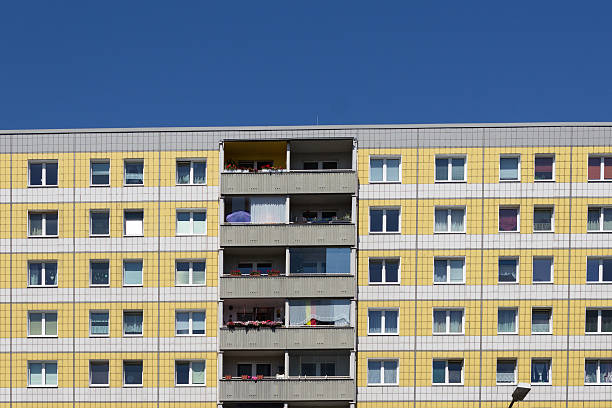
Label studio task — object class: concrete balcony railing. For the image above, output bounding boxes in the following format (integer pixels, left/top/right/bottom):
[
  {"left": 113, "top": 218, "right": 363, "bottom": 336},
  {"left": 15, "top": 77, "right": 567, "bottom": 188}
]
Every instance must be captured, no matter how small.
[
  {"left": 221, "top": 170, "right": 357, "bottom": 195},
  {"left": 219, "top": 378, "right": 355, "bottom": 402},
  {"left": 220, "top": 223, "right": 356, "bottom": 247},
  {"left": 220, "top": 275, "right": 355, "bottom": 298},
  {"left": 219, "top": 326, "right": 354, "bottom": 350}
]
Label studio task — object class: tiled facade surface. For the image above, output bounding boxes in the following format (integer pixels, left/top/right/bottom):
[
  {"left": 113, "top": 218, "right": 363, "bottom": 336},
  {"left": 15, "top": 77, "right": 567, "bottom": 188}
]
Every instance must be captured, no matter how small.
[{"left": 0, "top": 123, "right": 611, "bottom": 407}]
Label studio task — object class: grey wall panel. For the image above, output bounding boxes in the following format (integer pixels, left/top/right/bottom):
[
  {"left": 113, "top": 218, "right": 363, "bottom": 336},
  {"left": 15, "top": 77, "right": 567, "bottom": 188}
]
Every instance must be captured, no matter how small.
[
  {"left": 219, "top": 327, "right": 354, "bottom": 350},
  {"left": 221, "top": 224, "right": 355, "bottom": 246},
  {"left": 219, "top": 378, "right": 355, "bottom": 401},
  {"left": 220, "top": 275, "right": 355, "bottom": 298},
  {"left": 221, "top": 171, "right": 357, "bottom": 195}
]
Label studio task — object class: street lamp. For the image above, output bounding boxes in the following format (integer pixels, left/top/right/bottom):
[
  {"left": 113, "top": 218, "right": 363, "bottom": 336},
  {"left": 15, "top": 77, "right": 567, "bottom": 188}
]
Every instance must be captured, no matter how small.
[{"left": 508, "top": 383, "right": 531, "bottom": 407}]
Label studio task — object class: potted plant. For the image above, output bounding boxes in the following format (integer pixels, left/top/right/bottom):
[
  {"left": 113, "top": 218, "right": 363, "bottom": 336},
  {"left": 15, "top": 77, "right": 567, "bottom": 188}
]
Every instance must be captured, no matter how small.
[
  {"left": 241, "top": 375, "right": 250, "bottom": 380},
  {"left": 230, "top": 269, "right": 241, "bottom": 276},
  {"left": 268, "top": 269, "right": 280, "bottom": 277},
  {"left": 250, "top": 269, "right": 261, "bottom": 277},
  {"left": 224, "top": 375, "right": 232, "bottom": 380},
  {"left": 224, "top": 160, "right": 238, "bottom": 172},
  {"left": 256, "top": 374, "right": 264, "bottom": 380}
]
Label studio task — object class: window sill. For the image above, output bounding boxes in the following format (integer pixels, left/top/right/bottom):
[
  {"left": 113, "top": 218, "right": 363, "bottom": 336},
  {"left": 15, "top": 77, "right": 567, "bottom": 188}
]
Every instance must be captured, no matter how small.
[
  {"left": 89, "top": 334, "right": 110, "bottom": 338},
  {"left": 367, "top": 383, "right": 399, "bottom": 387},
  {"left": 532, "top": 281, "right": 554, "bottom": 284},
  {"left": 584, "top": 382, "right": 612, "bottom": 386},
  {"left": 496, "top": 382, "right": 517, "bottom": 386},
  {"left": 497, "top": 332, "right": 519, "bottom": 335},
  {"left": 533, "top": 180, "right": 555, "bottom": 183},
  {"left": 587, "top": 180, "right": 612, "bottom": 182},
  {"left": 176, "top": 183, "right": 207, "bottom": 186},
  {"left": 533, "top": 230, "right": 554, "bottom": 233},
  {"left": 123, "top": 285, "right": 143, "bottom": 288},
  {"left": 498, "top": 230, "right": 520, "bottom": 233},
  {"left": 123, "top": 384, "right": 143, "bottom": 388},
  {"left": 531, "top": 332, "right": 552, "bottom": 335},
  {"left": 123, "top": 184, "right": 145, "bottom": 187},
  {"left": 369, "top": 180, "right": 401, "bottom": 184},
  {"left": 531, "top": 382, "right": 552, "bottom": 386},
  {"left": 90, "top": 234, "right": 111, "bottom": 238},
  {"left": 585, "top": 332, "right": 612, "bottom": 335},
  {"left": 175, "top": 334, "right": 207, "bottom": 337},
  {"left": 368, "top": 282, "right": 401, "bottom": 285},
  {"left": 27, "top": 185, "right": 58, "bottom": 188},
  {"left": 586, "top": 281, "right": 612, "bottom": 284},
  {"left": 28, "top": 285, "right": 58, "bottom": 288},
  {"left": 432, "top": 383, "right": 464, "bottom": 386},
  {"left": 123, "top": 334, "right": 144, "bottom": 337},
  {"left": 176, "top": 234, "right": 208, "bottom": 237},
  {"left": 27, "top": 335, "right": 58, "bottom": 338},
  {"left": 28, "top": 385, "right": 58, "bottom": 388},
  {"left": 175, "top": 284, "right": 207, "bottom": 287},
  {"left": 89, "top": 184, "right": 110, "bottom": 188},
  {"left": 433, "top": 282, "right": 465, "bottom": 285},
  {"left": 434, "top": 231, "right": 466, "bottom": 234},
  {"left": 368, "top": 231, "right": 401, "bottom": 234},
  {"left": 499, "top": 179, "right": 520, "bottom": 183},
  {"left": 89, "top": 384, "right": 110, "bottom": 388},
  {"left": 497, "top": 281, "right": 519, "bottom": 285},
  {"left": 367, "top": 333, "right": 399, "bottom": 336},
  {"left": 587, "top": 231, "right": 612, "bottom": 233},
  {"left": 123, "top": 235, "right": 144, "bottom": 238},
  {"left": 432, "top": 333, "right": 465, "bottom": 336},
  {"left": 175, "top": 384, "right": 206, "bottom": 387},
  {"left": 434, "top": 180, "right": 466, "bottom": 183},
  {"left": 90, "top": 285, "right": 110, "bottom": 288},
  {"left": 28, "top": 236, "right": 59, "bottom": 239}
]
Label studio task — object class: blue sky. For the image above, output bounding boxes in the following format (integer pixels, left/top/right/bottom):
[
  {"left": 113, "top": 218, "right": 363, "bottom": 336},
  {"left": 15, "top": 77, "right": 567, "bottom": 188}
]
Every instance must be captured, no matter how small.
[{"left": 1, "top": 1, "right": 610, "bottom": 129}]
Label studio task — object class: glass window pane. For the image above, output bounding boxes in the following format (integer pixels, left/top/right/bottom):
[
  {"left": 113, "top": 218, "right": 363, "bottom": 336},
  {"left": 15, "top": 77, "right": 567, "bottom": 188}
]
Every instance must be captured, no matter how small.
[
  {"left": 498, "top": 309, "right": 516, "bottom": 333},
  {"left": 601, "top": 310, "right": 612, "bottom": 332},
  {"left": 588, "top": 208, "right": 601, "bottom": 231},
  {"left": 434, "top": 209, "right": 447, "bottom": 232},
  {"left": 532, "top": 310, "right": 551, "bottom": 332},
  {"left": 124, "top": 363, "right": 143, "bottom": 384},
  {"left": 385, "top": 260, "right": 399, "bottom": 282},
  {"left": 370, "top": 210, "right": 383, "bottom": 232},
  {"left": 125, "top": 162, "right": 144, "bottom": 184},
  {"left": 434, "top": 260, "right": 447, "bottom": 282},
  {"left": 29, "top": 263, "right": 42, "bottom": 286},
  {"left": 603, "top": 208, "right": 612, "bottom": 230},
  {"left": 449, "top": 260, "right": 464, "bottom": 282},
  {"left": 176, "top": 212, "right": 191, "bottom": 234},
  {"left": 383, "top": 361, "right": 397, "bottom": 383},
  {"left": 531, "top": 361, "right": 550, "bottom": 383},
  {"left": 176, "top": 262, "right": 190, "bottom": 285},
  {"left": 435, "top": 158, "right": 448, "bottom": 181},
  {"left": 450, "top": 209, "right": 464, "bottom": 232},
  {"left": 451, "top": 158, "right": 465, "bottom": 180},
  {"left": 45, "top": 362, "right": 57, "bottom": 385},
  {"left": 370, "top": 159, "right": 383, "bottom": 181},
  {"left": 45, "top": 263, "right": 57, "bottom": 286},
  {"left": 29, "top": 213, "right": 43, "bottom": 235},
  {"left": 585, "top": 310, "right": 599, "bottom": 332},
  {"left": 534, "top": 209, "right": 552, "bottom": 231},
  {"left": 175, "top": 312, "right": 190, "bottom": 335},
  {"left": 193, "top": 212, "right": 206, "bottom": 234},
  {"left": 499, "top": 208, "right": 518, "bottom": 232},
  {"left": 603, "top": 259, "right": 612, "bottom": 281},
  {"left": 600, "top": 361, "right": 612, "bottom": 383},
  {"left": 533, "top": 258, "right": 552, "bottom": 282},
  {"left": 386, "top": 159, "right": 400, "bottom": 181},
  {"left": 385, "top": 209, "right": 400, "bottom": 232},
  {"left": 91, "top": 312, "right": 109, "bottom": 335},
  {"left": 588, "top": 157, "right": 601, "bottom": 180},
  {"left": 497, "top": 361, "right": 515, "bottom": 383},
  {"left": 29, "top": 363, "right": 43, "bottom": 385},
  {"left": 432, "top": 361, "right": 446, "bottom": 383},
  {"left": 192, "top": 362, "right": 206, "bottom": 383},
  {"left": 176, "top": 162, "right": 190, "bottom": 184},
  {"left": 499, "top": 259, "right": 517, "bottom": 282},
  {"left": 369, "top": 260, "right": 383, "bottom": 282},
  {"left": 29, "top": 313, "right": 42, "bottom": 335},
  {"left": 45, "top": 313, "right": 57, "bottom": 335},
  {"left": 433, "top": 311, "right": 446, "bottom": 333},
  {"left": 585, "top": 360, "right": 598, "bottom": 383},
  {"left": 448, "top": 361, "right": 462, "bottom": 383},
  {"left": 193, "top": 162, "right": 206, "bottom": 184},
  {"left": 176, "top": 362, "right": 190, "bottom": 384},
  {"left": 500, "top": 157, "right": 519, "bottom": 180},
  {"left": 449, "top": 311, "right": 463, "bottom": 333},
  {"left": 192, "top": 262, "right": 206, "bottom": 284},
  {"left": 192, "top": 312, "right": 206, "bottom": 334},
  {"left": 125, "top": 212, "right": 143, "bottom": 236},
  {"left": 124, "top": 313, "right": 143, "bottom": 335},
  {"left": 535, "top": 157, "right": 553, "bottom": 180},
  {"left": 385, "top": 311, "right": 398, "bottom": 333},
  {"left": 368, "top": 311, "right": 382, "bottom": 333},
  {"left": 367, "top": 361, "right": 381, "bottom": 384},
  {"left": 91, "top": 212, "right": 109, "bottom": 235},
  {"left": 45, "top": 213, "right": 58, "bottom": 236},
  {"left": 124, "top": 261, "right": 143, "bottom": 285},
  {"left": 91, "top": 262, "right": 109, "bottom": 285},
  {"left": 91, "top": 362, "right": 109, "bottom": 385},
  {"left": 587, "top": 259, "right": 600, "bottom": 282},
  {"left": 45, "top": 163, "right": 58, "bottom": 185},
  {"left": 91, "top": 162, "right": 110, "bottom": 185},
  {"left": 29, "top": 163, "right": 43, "bottom": 185}
]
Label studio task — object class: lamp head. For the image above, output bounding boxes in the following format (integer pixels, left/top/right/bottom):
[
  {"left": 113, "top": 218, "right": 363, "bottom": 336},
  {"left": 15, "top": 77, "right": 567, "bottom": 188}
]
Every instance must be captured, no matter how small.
[{"left": 512, "top": 383, "right": 531, "bottom": 401}]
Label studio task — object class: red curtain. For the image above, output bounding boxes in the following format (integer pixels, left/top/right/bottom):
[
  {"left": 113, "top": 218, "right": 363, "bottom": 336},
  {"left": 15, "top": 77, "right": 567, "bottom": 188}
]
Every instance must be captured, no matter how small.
[
  {"left": 588, "top": 157, "right": 601, "bottom": 180},
  {"left": 499, "top": 208, "right": 518, "bottom": 231}
]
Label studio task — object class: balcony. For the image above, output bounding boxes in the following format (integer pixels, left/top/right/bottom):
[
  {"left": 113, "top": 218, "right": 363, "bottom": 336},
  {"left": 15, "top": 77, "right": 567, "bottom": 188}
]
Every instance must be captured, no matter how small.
[
  {"left": 221, "top": 170, "right": 357, "bottom": 195},
  {"left": 220, "top": 275, "right": 355, "bottom": 298},
  {"left": 220, "top": 326, "right": 354, "bottom": 350},
  {"left": 221, "top": 223, "right": 355, "bottom": 247},
  {"left": 219, "top": 378, "right": 354, "bottom": 402}
]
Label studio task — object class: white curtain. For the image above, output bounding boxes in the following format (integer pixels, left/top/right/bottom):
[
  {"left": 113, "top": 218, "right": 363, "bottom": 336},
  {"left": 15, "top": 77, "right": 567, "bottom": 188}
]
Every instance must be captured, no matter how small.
[
  {"left": 289, "top": 300, "right": 350, "bottom": 326},
  {"left": 250, "top": 197, "right": 286, "bottom": 223}
]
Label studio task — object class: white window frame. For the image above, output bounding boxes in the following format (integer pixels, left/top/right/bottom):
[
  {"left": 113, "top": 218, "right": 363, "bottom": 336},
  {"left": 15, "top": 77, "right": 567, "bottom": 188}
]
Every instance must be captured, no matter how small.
[
  {"left": 303, "top": 160, "right": 339, "bottom": 170},
  {"left": 123, "top": 259, "right": 143, "bottom": 287},
  {"left": 432, "top": 359, "right": 464, "bottom": 385},
  {"left": 90, "top": 210, "right": 110, "bottom": 237},
  {"left": 175, "top": 360, "right": 206, "bottom": 386},
  {"left": 27, "top": 261, "right": 58, "bottom": 287},
  {"left": 534, "top": 154, "right": 555, "bottom": 182},
  {"left": 28, "top": 311, "right": 58, "bottom": 337},
  {"left": 434, "top": 206, "right": 466, "bottom": 233},
  {"left": 435, "top": 155, "right": 466, "bottom": 182},
  {"left": 175, "top": 260, "right": 207, "bottom": 286},
  {"left": 530, "top": 358, "right": 552, "bottom": 385},
  {"left": 90, "top": 260, "right": 110, "bottom": 287},
  {"left": 499, "top": 155, "right": 521, "bottom": 182},
  {"left": 367, "top": 308, "right": 399, "bottom": 336},
  {"left": 433, "top": 257, "right": 465, "bottom": 284},
  {"left": 89, "top": 310, "right": 110, "bottom": 337},
  {"left": 90, "top": 159, "right": 110, "bottom": 186},
  {"left": 28, "top": 211, "right": 58, "bottom": 237},
  {"left": 27, "top": 361, "right": 58, "bottom": 387},
  {"left": 123, "top": 159, "right": 144, "bottom": 186},
  {"left": 533, "top": 206, "right": 554, "bottom": 233},
  {"left": 28, "top": 161, "right": 58, "bottom": 187},
  {"left": 585, "top": 359, "right": 612, "bottom": 385},
  {"left": 369, "top": 156, "right": 401, "bottom": 183},
  {"left": 89, "top": 360, "right": 110, "bottom": 387},
  {"left": 498, "top": 257, "right": 519, "bottom": 284},
  {"left": 497, "top": 308, "right": 519, "bottom": 335},
  {"left": 498, "top": 206, "right": 520, "bottom": 233},
  {"left": 496, "top": 359, "right": 518, "bottom": 385},
  {"left": 176, "top": 210, "right": 207, "bottom": 236},
  {"left": 532, "top": 257, "right": 554, "bottom": 284},
  {"left": 585, "top": 309, "right": 612, "bottom": 334},
  {"left": 367, "top": 359, "right": 399, "bottom": 386},
  {"left": 123, "top": 310, "right": 144, "bottom": 337},
  {"left": 368, "top": 258, "right": 400, "bottom": 285},
  {"left": 123, "top": 360, "right": 143, "bottom": 387},
  {"left": 369, "top": 207, "right": 401, "bottom": 234},
  {"left": 175, "top": 310, "right": 206, "bottom": 336},
  {"left": 587, "top": 258, "right": 612, "bottom": 283},
  {"left": 588, "top": 155, "right": 612, "bottom": 181},
  {"left": 587, "top": 207, "right": 612, "bottom": 232},
  {"left": 531, "top": 307, "right": 553, "bottom": 335},
  {"left": 176, "top": 159, "right": 207, "bottom": 185},
  {"left": 432, "top": 309, "right": 464, "bottom": 335},
  {"left": 123, "top": 210, "right": 144, "bottom": 237}
]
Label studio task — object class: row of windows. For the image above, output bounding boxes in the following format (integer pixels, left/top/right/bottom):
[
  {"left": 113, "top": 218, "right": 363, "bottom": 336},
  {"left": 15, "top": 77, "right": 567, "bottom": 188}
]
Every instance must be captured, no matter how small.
[
  {"left": 27, "top": 310, "right": 205, "bottom": 337},
  {"left": 370, "top": 155, "right": 612, "bottom": 183},
  {"left": 27, "top": 159, "right": 207, "bottom": 187},
  {"left": 369, "top": 206, "right": 612, "bottom": 233},
  {"left": 368, "top": 358, "right": 612, "bottom": 385},
  {"left": 369, "top": 257, "right": 612, "bottom": 284},
  {"left": 367, "top": 307, "right": 612, "bottom": 335},
  {"left": 27, "top": 360, "right": 205, "bottom": 387}
]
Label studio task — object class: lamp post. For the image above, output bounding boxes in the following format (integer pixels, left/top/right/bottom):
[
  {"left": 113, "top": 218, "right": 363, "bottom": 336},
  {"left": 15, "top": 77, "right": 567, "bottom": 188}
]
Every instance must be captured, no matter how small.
[{"left": 508, "top": 383, "right": 531, "bottom": 407}]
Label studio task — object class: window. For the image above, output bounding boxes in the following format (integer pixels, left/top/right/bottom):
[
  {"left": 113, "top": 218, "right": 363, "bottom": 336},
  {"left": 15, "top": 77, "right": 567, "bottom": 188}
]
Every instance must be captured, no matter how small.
[
  {"left": 289, "top": 299, "right": 351, "bottom": 326},
  {"left": 369, "top": 208, "right": 400, "bottom": 233},
  {"left": 500, "top": 156, "right": 520, "bottom": 181},
  {"left": 175, "top": 260, "right": 206, "bottom": 285},
  {"left": 28, "top": 261, "right": 57, "bottom": 287},
  {"left": 435, "top": 156, "right": 466, "bottom": 182},
  {"left": 587, "top": 258, "right": 612, "bottom": 283},
  {"left": 123, "top": 311, "right": 143, "bottom": 336},
  {"left": 498, "top": 258, "right": 518, "bottom": 283},
  {"left": 176, "top": 210, "right": 207, "bottom": 235},
  {"left": 90, "top": 261, "right": 110, "bottom": 286},
  {"left": 367, "top": 360, "right": 398, "bottom": 385},
  {"left": 176, "top": 361, "right": 206, "bottom": 386},
  {"left": 90, "top": 210, "right": 110, "bottom": 236},
  {"left": 28, "top": 311, "right": 57, "bottom": 337},
  {"left": 236, "top": 363, "right": 272, "bottom": 377},
  {"left": 28, "top": 361, "right": 57, "bottom": 387},
  {"left": 499, "top": 207, "right": 519, "bottom": 232},
  {"left": 90, "top": 160, "right": 110, "bottom": 186},
  {"left": 533, "top": 257, "right": 553, "bottom": 283},
  {"left": 236, "top": 262, "right": 273, "bottom": 275},
  {"left": 587, "top": 207, "right": 612, "bottom": 232},
  {"left": 124, "top": 210, "right": 144, "bottom": 236},
  {"left": 123, "top": 361, "right": 143, "bottom": 386},
  {"left": 531, "top": 359, "right": 551, "bottom": 384},
  {"left": 498, "top": 308, "right": 518, "bottom": 334},
  {"left": 303, "top": 161, "right": 338, "bottom": 170},
  {"left": 300, "top": 362, "right": 335, "bottom": 376},
  {"left": 289, "top": 247, "right": 351, "bottom": 275},
  {"left": 585, "top": 360, "right": 612, "bottom": 384},
  {"left": 368, "top": 259, "right": 400, "bottom": 284},
  {"left": 497, "top": 359, "right": 517, "bottom": 384},
  {"left": 588, "top": 156, "right": 612, "bottom": 181},
  {"left": 124, "top": 160, "right": 144, "bottom": 185},
  {"left": 29, "top": 161, "right": 58, "bottom": 187},
  {"left": 533, "top": 207, "right": 554, "bottom": 232},
  {"left": 434, "top": 207, "right": 465, "bottom": 233},
  {"left": 532, "top": 308, "right": 552, "bottom": 334},
  {"left": 176, "top": 160, "right": 206, "bottom": 185},
  {"left": 433, "top": 258, "right": 464, "bottom": 284},
  {"left": 28, "top": 211, "right": 58, "bottom": 237},
  {"left": 368, "top": 309, "right": 399, "bottom": 335},
  {"left": 89, "top": 361, "right": 109, "bottom": 387},
  {"left": 370, "top": 157, "right": 400, "bottom": 182},
  {"left": 90, "top": 311, "right": 109, "bottom": 337},
  {"left": 534, "top": 155, "right": 554, "bottom": 181},
  {"left": 433, "top": 309, "right": 464, "bottom": 334},
  {"left": 432, "top": 360, "right": 463, "bottom": 384},
  {"left": 176, "top": 311, "right": 206, "bottom": 336},
  {"left": 585, "top": 309, "right": 612, "bottom": 333},
  {"left": 123, "top": 260, "right": 143, "bottom": 286}
]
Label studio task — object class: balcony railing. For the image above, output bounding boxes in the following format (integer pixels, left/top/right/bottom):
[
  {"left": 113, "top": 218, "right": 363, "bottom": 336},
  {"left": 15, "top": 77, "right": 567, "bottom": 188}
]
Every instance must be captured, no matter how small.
[
  {"left": 220, "top": 326, "right": 354, "bottom": 350},
  {"left": 220, "top": 274, "right": 355, "bottom": 298},
  {"left": 219, "top": 377, "right": 355, "bottom": 402},
  {"left": 221, "top": 170, "right": 357, "bottom": 195},
  {"left": 220, "top": 223, "right": 355, "bottom": 246}
]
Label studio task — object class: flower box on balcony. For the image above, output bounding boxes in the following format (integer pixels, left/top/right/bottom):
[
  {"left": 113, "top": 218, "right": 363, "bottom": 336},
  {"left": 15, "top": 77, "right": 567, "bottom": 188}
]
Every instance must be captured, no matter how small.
[
  {"left": 224, "top": 375, "right": 232, "bottom": 380},
  {"left": 241, "top": 375, "right": 249, "bottom": 380},
  {"left": 268, "top": 269, "right": 280, "bottom": 277},
  {"left": 256, "top": 374, "right": 264, "bottom": 380},
  {"left": 249, "top": 270, "right": 261, "bottom": 277},
  {"left": 230, "top": 270, "right": 241, "bottom": 276}
]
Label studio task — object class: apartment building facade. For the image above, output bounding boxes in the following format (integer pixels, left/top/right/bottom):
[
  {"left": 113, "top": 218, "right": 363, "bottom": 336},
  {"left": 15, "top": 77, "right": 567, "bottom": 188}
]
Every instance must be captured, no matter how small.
[{"left": 0, "top": 123, "right": 611, "bottom": 408}]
